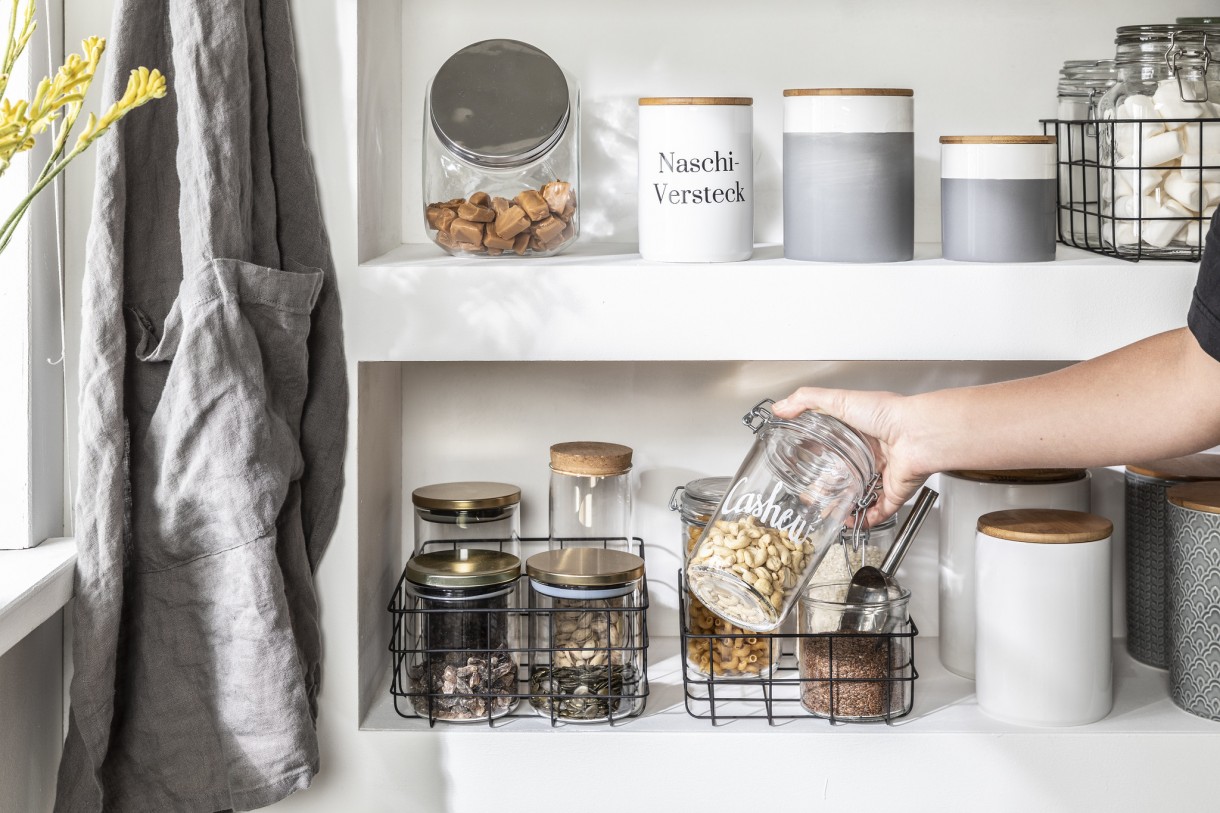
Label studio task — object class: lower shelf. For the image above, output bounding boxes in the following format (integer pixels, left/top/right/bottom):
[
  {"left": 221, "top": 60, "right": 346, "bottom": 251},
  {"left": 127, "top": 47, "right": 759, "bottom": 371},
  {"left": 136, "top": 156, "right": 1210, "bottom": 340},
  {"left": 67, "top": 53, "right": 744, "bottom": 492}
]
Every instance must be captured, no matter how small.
[{"left": 360, "top": 634, "right": 1217, "bottom": 735}]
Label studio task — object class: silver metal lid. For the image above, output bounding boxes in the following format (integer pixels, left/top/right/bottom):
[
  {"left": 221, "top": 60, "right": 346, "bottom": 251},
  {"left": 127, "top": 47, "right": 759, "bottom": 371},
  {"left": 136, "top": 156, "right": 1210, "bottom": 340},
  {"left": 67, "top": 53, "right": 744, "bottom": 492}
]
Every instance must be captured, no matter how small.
[{"left": 430, "top": 39, "right": 570, "bottom": 169}]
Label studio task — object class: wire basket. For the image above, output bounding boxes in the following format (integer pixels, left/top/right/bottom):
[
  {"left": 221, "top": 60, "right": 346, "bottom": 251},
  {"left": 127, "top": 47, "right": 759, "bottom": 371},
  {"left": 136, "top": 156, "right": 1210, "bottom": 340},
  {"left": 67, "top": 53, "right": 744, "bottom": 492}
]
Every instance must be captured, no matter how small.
[
  {"left": 388, "top": 537, "right": 650, "bottom": 727},
  {"left": 1044, "top": 117, "right": 1215, "bottom": 261},
  {"left": 679, "top": 572, "right": 917, "bottom": 724}
]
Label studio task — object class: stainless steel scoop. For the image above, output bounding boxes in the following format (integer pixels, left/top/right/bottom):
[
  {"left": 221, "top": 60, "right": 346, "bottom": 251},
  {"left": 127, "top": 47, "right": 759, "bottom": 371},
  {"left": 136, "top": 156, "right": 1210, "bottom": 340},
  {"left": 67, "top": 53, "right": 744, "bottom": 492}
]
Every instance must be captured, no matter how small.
[{"left": 839, "top": 486, "right": 938, "bottom": 632}]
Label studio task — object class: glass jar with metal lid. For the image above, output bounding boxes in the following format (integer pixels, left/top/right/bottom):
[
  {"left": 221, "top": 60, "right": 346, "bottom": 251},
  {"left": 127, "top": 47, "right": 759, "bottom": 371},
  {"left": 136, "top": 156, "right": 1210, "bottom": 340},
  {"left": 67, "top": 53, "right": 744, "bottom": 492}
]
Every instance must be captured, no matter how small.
[
  {"left": 1097, "top": 25, "right": 1219, "bottom": 258},
  {"left": 411, "top": 481, "right": 521, "bottom": 559},
  {"left": 526, "top": 548, "right": 647, "bottom": 721},
  {"left": 1056, "top": 60, "right": 1117, "bottom": 248},
  {"left": 685, "top": 399, "right": 879, "bottom": 632},
  {"left": 548, "top": 441, "right": 633, "bottom": 551},
  {"left": 672, "top": 476, "right": 782, "bottom": 677},
  {"left": 1124, "top": 454, "right": 1220, "bottom": 668},
  {"left": 808, "top": 515, "right": 897, "bottom": 590},
  {"left": 423, "top": 39, "right": 578, "bottom": 258},
  {"left": 404, "top": 549, "right": 522, "bottom": 722}
]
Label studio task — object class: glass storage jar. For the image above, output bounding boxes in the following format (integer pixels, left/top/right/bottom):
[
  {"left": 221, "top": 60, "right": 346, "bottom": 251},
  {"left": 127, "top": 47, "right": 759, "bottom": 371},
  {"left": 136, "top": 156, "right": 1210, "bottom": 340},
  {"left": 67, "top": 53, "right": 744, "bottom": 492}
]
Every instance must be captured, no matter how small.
[
  {"left": 1055, "top": 61, "right": 1117, "bottom": 248},
  {"left": 423, "top": 39, "right": 579, "bottom": 258},
  {"left": 526, "top": 548, "right": 647, "bottom": 722},
  {"left": 404, "top": 549, "right": 521, "bottom": 723},
  {"left": 673, "top": 476, "right": 782, "bottom": 677},
  {"left": 685, "top": 399, "right": 879, "bottom": 632},
  {"left": 549, "top": 441, "right": 633, "bottom": 550},
  {"left": 798, "top": 581, "right": 914, "bottom": 721},
  {"left": 1098, "top": 25, "right": 1220, "bottom": 258},
  {"left": 411, "top": 481, "right": 521, "bottom": 560},
  {"left": 808, "top": 516, "right": 896, "bottom": 589}
]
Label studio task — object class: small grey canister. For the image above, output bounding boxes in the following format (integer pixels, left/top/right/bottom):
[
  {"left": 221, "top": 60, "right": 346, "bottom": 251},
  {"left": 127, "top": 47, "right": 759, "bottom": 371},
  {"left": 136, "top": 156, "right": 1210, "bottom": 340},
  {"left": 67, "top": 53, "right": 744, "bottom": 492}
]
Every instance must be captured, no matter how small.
[
  {"left": 1166, "top": 481, "right": 1220, "bottom": 720},
  {"left": 1125, "top": 454, "right": 1220, "bottom": 668},
  {"left": 940, "top": 135, "right": 1057, "bottom": 262}
]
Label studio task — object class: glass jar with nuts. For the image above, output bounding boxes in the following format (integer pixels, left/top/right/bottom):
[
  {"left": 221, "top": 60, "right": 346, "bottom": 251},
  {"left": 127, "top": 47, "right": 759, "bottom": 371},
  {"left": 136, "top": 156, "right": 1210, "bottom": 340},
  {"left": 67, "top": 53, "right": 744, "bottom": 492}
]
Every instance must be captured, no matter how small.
[
  {"left": 685, "top": 399, "right": 879, "bottom": 632},
  {"left": 526, "top": 548, "right": 647, "bottom": 722},
  {"left": 424, "top": 39, "right": 579, "bottom": 258},
  {"left": 672, "top": 476, "right": 782, "bottom": 677}
]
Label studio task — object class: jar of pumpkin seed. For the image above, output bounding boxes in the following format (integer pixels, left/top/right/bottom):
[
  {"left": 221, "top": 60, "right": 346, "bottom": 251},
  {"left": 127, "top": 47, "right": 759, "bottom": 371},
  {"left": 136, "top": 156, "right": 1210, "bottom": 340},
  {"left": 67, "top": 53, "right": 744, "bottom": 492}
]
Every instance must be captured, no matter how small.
[
  {"left": 526, "top": 548, "right": 647, "bottom": 722},
  {"left": 672, "top": 477, "right": 781, "bottom": 677}
]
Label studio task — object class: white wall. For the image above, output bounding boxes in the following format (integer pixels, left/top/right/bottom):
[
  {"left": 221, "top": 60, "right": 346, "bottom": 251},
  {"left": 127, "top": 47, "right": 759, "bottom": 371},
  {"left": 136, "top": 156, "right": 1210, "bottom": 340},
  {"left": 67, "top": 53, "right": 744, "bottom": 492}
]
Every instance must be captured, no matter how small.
[{"left": 0, "top": 612, "right": 62, "bottom": 813}]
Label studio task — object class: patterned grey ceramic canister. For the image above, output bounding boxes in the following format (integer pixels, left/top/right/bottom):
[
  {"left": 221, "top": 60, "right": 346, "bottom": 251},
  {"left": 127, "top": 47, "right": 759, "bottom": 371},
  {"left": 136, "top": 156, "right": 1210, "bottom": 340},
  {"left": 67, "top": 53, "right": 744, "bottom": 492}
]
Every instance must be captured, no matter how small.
[
  {"left": 1125, "top": 455, "right": 1220, "bottom": 668},
  {"left": 1167, "top": 481, "right": 1220, "bottom": 720}
]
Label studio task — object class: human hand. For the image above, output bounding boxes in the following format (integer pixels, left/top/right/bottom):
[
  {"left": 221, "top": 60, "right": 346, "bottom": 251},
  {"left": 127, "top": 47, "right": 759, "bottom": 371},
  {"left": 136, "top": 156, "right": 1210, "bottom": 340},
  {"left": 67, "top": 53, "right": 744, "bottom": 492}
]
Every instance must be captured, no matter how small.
[{"left": 772, "top": 387, "right": 928, "bottom": 524}]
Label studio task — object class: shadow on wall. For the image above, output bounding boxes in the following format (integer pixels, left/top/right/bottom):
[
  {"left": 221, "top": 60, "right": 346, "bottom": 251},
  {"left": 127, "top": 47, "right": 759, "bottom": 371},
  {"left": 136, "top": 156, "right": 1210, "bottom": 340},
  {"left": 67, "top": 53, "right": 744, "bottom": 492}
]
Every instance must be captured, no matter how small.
[{"left": 581, "top": 95, "right": 639, "bottom": 242}]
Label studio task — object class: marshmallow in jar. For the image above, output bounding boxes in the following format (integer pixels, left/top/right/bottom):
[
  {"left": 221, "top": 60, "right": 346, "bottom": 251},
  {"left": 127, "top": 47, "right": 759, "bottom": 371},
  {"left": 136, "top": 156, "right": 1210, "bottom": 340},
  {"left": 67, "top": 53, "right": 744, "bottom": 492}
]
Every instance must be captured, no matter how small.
[
  {"left": 940, "top": 136, "right": 1057, "bottom": 262},
  {"left": 1166, "top": 482, "right": 1220, "bottom": 720},
  {"left": 1055, "top": 60, "right": 1117, "bottom": 249},
  {"left": 975, "top": 509, "right": 1113, "bottom": 727},
  {"left": 1099, "top": 25, "right": 1220, "bottom": 257},
  {"left": 637, "top": 97, "right": 753, "bottom": 262},
  {"left": 939, "top": 469, "right": 1090, "bottom": 680},
  {"left": 783, "top": 89, "right": 914, "bottom": 262}
]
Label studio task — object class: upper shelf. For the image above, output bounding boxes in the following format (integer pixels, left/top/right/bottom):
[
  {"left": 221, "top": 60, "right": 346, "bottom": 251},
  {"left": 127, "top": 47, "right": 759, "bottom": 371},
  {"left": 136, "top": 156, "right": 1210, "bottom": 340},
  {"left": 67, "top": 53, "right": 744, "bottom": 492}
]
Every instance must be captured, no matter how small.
[{"left": 347, "top": 243, "right": 1197, "bottom": 363}]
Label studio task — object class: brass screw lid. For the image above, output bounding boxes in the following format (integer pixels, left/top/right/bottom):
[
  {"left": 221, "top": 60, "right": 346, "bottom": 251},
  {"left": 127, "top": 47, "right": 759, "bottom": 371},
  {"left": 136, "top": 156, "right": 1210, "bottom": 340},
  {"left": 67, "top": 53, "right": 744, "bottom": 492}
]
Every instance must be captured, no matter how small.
[
  {"left": 549, "top": 442, "right": 633, "bottom": 476},
  {"left": 977, "top": 508, "right": 1112, "bottom": 544},
  {"left": 1167, "top": 482, "right": 1220, "bottom": 515},
  {"left": 939, "top": 135, "right": 1056, "bottom": 145},
  {"left": 526, "top": 548, "right": 645, "bottom": 588},
  {"left": 1126, "top": 454, "right": 1220, "bottom": 483},
  {"left": 638, "top": 97, "right": 752, "bottom": 106},
  {"left": 411, "top": 482, "right": 521, "bottom": 511},
  {"left": 783, "top": 88, "right": 913, "bottom": 97},
  {"left": 945, "top": 469, "right": 1087, "bottom": 484},
  {"left": 406, "top": 549, "right": 521, "bottom": 588}
]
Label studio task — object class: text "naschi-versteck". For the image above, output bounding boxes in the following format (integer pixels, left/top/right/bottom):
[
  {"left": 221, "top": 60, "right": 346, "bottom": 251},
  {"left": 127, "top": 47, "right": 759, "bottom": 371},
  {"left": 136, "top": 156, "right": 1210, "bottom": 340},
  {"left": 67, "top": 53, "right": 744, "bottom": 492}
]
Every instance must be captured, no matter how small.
[{"left": 653, "top": 151, "right": 746, "bottom": 205}]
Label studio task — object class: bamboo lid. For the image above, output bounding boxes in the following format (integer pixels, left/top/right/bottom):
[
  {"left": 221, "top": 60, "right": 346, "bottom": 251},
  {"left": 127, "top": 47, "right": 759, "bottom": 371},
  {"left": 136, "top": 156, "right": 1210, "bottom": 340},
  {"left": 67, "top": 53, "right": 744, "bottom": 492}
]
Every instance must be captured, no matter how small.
[
  {"left": 939, "top": 135, "right": 1056, "bottom": 145},
  {"left": 1167, "top": 482, "right": 1220, "bottom": 515},
  {"left": 638, "top": 97, "right": 752, "bottom": 106},
  {"left": 945, "top": 468, "right": 1087, "bottom": 484},
  {"left": 1126, "top": 454, "right": 1220, "bottom": 482},
  {"left": 784, "top": 88, "right": 913, "bottom": 96},
  {"left": 526, "top": 548, "right": 645, "bottom": 588},
  {"left": 977, "top": 509, "right": 1112, "bottom": 544},
  {"left": 549, "top": 441, "right": 633, "bottom": 476},
  {"left": 411, "top": 481, "right": 521, "bottom": 511}
]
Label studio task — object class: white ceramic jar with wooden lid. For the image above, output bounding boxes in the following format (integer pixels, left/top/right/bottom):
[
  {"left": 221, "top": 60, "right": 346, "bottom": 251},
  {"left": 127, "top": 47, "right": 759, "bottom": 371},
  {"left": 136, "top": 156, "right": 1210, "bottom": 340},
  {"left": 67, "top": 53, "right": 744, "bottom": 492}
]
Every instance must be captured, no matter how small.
[
  {"left": 975, "top": 509, "right": 1113, "bottom": 727},
  {"left": 637, "top": 97, "right": 753, "bottom": 262}
]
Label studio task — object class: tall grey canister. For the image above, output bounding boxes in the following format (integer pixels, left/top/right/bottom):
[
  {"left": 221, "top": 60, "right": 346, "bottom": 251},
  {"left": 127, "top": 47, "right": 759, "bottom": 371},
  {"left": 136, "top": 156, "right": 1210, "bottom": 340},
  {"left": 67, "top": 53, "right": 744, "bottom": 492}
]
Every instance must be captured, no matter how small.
[
  {"left": 1125, "top": 454, "right": 1220, "bottom": 668},
  {"left": 1166, "top": 481, "right": 1220, "bottom": 720},
  {"left": 782, "top": 88, "right": 913, "bottom": 263},
  {"left": 940, "top": 135, "right": 1057, "bottom": 262}
]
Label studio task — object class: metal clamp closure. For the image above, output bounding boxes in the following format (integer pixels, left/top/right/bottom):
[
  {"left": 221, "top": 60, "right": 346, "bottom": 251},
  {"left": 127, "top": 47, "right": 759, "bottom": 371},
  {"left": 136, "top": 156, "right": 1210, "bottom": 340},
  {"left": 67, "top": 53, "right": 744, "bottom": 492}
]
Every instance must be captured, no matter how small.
[
  {"left": 668, "top": 485, "right": 685, "bottom": 512},
  {"left": 742, "top": 398, "right": 775, "bottom": 434},
  {"left": 1168, "top": 29, "right": 1213, "bottom": 103},
  {"left": 847, "top": 472, "right": 883, "bottom": 550}
]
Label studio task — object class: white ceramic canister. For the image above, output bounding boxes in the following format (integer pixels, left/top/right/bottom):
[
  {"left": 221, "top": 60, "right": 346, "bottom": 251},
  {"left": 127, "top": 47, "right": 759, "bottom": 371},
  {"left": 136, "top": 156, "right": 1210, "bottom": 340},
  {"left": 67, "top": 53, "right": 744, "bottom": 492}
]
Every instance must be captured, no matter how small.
[
  {"left": 975, "top": 509, "right": 1113, "bottom": 727},
  {"left": 637, "top": 97, "right": 753, "bottom": 262},
  {"left": 940, "top": 136, "right": 1058, "bottom": 262},
  {"left": 940, "top": 469, "right": 1090, "bottom": 679},
  {"left": 783, "top": 88, "right": 913, "bottom": 263}
]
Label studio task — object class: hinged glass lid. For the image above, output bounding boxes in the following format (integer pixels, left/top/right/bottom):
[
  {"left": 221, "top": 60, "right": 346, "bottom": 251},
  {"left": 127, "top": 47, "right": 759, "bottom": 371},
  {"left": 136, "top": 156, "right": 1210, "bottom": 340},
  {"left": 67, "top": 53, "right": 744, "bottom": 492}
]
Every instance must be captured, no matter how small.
[{"left": 430, "top": 39, "right": 570, "bottom": 168}]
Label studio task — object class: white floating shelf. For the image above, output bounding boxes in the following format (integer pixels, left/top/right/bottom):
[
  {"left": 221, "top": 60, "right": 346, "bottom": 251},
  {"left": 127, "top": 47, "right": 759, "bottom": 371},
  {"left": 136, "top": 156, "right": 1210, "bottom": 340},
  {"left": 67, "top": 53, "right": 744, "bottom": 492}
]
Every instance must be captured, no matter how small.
[
  {"left": 348, "top": 243, "right": 1198, "bottom": 363},
  {"left": 0, "top": 537, "right": 75, "bottom": 657}
]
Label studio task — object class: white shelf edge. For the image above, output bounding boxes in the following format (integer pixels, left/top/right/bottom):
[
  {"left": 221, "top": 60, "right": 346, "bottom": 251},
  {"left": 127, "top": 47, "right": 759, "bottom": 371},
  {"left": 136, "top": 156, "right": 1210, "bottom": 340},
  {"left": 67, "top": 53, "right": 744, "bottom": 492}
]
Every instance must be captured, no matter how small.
[
  {"left": 0, "top": 537, "right": 76, "bottom": 658},
  {"left": 360, "top": 635, "right": 1216, "bottom": 736},
  {"left": 344, "top": 242, "right": 1199, "bottom": 363}
]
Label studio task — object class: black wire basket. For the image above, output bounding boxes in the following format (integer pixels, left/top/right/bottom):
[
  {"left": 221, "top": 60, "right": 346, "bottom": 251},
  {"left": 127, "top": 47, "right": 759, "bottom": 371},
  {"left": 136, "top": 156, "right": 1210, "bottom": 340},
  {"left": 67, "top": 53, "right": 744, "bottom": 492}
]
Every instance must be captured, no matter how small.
[
  {"left": 388, "top": 537, "right": 650, "bottom": 727},
  {"left": 1043, "top": 117, "right": 1215, "bottom": 261},
  {"left": 679, "top": 572, "right": 917, "bottom": 725}
]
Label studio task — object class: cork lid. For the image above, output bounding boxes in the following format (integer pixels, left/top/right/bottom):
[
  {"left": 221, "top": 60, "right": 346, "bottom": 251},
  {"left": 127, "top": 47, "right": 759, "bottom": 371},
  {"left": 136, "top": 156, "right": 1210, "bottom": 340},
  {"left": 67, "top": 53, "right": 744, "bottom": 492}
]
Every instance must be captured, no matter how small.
[
  {"left": 1126, "top": 454, "right": 1220, "bottom": 483},
  {"left": 549, "top": 442, "right": 633, "bottom": 476},
  {"left": 945, "top": 468, "right": 1088, "bottom": 484},
  {"left": 1167, "top": 482, "right": 1220, "bottom": 515},
  {"left": 939, "top": 135, "right": 1056, "bottom": 145},
  {"left": 526, "top": 548, "right": 645, "bottom": 588},
  {"left": 406, "top": 549, "right": 521, "bottom": 589},
  {"left": 977, "top": 508, "right": 1112, "bottom": 544},
  {"left": 411, "top": 482, "right": 521, "bottom": 511},
  {"left": 784, "top": 88, "right": 913, "bottom": 96},
  {"left": 638, "top": 97, "right": 752, "bottom": 106}
]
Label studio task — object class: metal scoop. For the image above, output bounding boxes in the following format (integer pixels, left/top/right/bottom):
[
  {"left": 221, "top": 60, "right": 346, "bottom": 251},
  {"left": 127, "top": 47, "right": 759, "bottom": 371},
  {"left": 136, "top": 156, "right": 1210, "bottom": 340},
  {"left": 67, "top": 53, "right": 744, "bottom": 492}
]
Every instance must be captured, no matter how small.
[{"left": 839, "top": 486, "right": 938, "bottom": 632}]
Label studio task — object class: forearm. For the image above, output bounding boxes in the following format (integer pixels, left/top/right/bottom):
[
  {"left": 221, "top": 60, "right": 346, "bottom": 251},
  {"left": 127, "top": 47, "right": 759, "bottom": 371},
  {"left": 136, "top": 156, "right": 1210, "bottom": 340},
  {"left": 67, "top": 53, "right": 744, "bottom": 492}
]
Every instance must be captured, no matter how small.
[{"left": 905, "top": 327, "right": 1220, "bottom": 476}]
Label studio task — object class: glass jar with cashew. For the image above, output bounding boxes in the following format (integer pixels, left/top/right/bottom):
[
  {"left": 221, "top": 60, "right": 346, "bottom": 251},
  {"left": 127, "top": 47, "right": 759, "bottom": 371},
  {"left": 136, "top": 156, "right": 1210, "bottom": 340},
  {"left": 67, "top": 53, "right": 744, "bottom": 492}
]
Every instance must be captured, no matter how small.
[
  {"left": 673, "top": 477, "right": 781, "bottom": 677},
  {"left": 684, "top": 400, "right": 878, "bottom": 632}
]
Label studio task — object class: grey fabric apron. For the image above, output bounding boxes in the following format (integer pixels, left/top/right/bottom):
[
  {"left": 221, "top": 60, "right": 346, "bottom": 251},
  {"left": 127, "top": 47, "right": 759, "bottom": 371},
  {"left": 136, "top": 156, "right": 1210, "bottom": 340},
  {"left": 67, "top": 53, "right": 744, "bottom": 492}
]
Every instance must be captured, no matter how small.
[{"left": 56, "top": 1, "right": 348, "bottom": 810}]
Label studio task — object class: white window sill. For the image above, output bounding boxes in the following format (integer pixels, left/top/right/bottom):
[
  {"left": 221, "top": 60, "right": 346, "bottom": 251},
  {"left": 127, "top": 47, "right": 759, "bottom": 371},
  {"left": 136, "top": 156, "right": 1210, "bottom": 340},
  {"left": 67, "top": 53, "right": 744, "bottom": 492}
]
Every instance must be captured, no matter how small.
[{"left": 0, "top": 537, "right": 75, "bottom": 657}]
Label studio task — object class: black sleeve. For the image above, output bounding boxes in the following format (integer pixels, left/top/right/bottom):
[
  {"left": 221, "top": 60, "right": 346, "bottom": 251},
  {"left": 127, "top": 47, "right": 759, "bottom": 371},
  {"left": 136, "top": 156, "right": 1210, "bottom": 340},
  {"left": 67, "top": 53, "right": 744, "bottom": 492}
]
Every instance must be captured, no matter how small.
[{"left": 1188, "top": 209, "right": 1220, "bottom": 362}]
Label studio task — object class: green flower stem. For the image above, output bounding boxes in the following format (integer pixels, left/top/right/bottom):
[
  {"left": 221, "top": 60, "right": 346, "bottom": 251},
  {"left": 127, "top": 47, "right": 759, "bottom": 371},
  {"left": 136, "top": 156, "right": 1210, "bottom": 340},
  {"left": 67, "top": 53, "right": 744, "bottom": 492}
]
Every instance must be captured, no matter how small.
[{"left": 0, "top": 139, "right": 84, "bottom": 254}]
